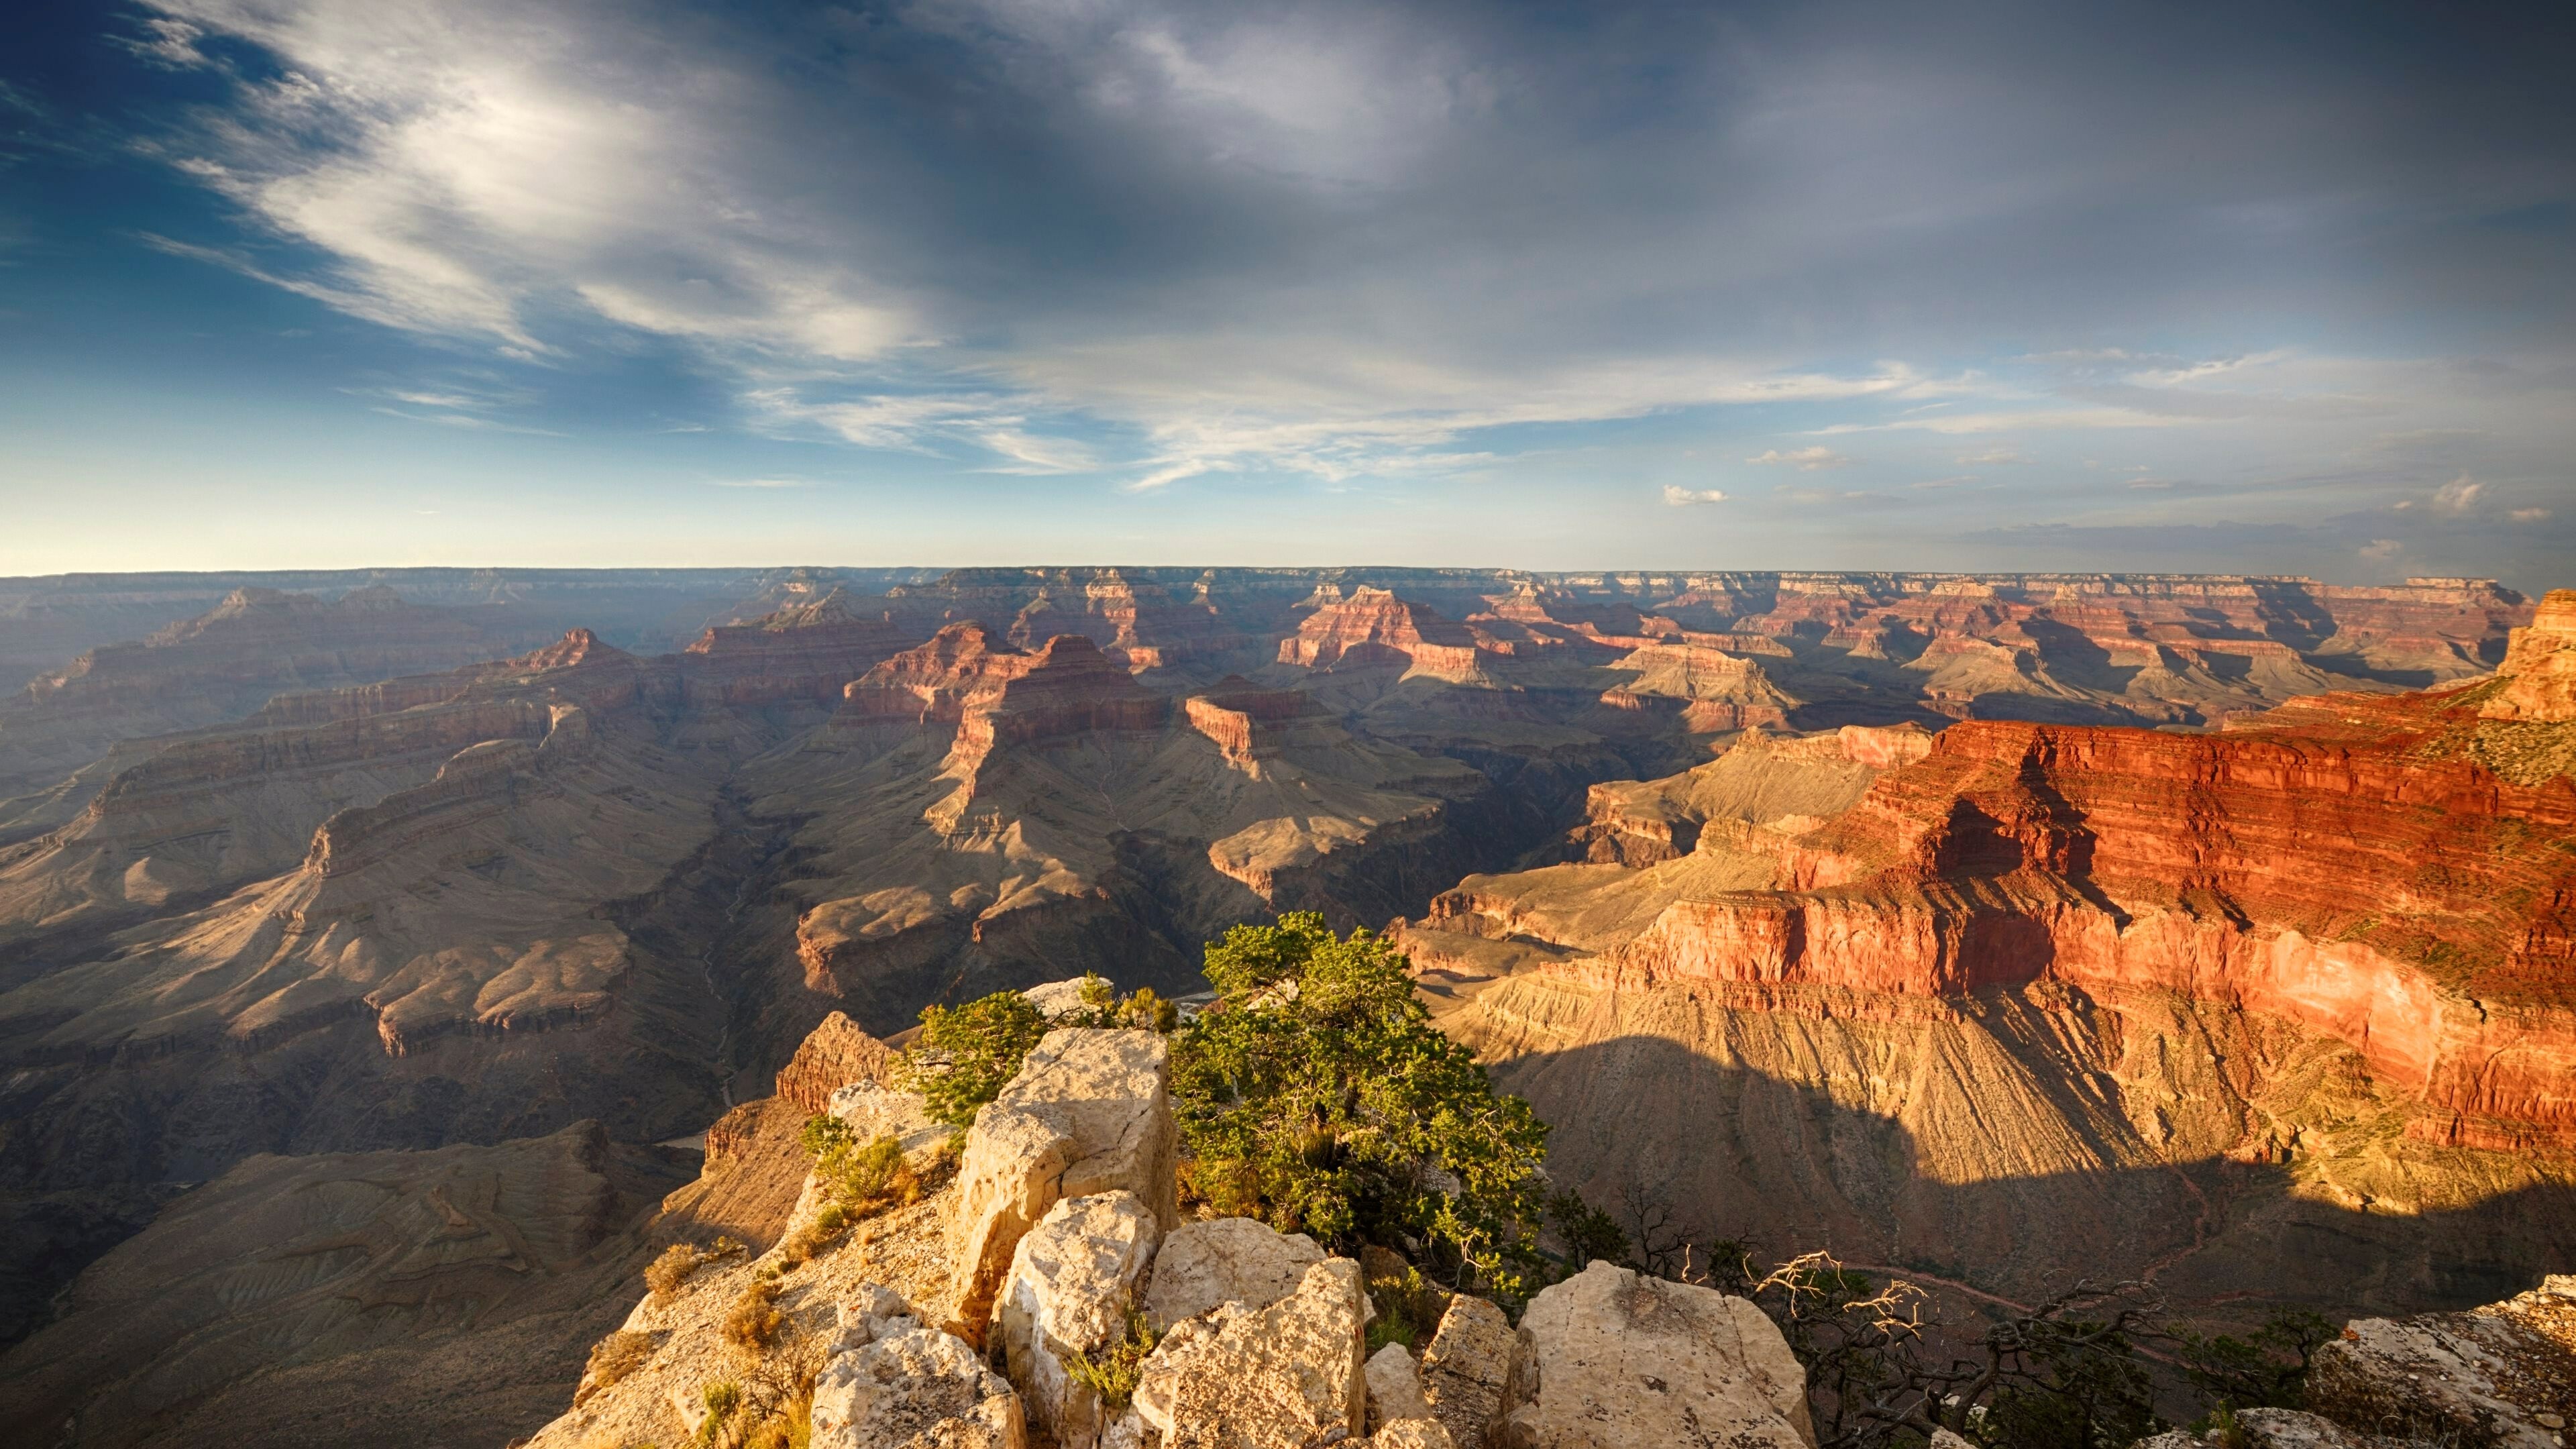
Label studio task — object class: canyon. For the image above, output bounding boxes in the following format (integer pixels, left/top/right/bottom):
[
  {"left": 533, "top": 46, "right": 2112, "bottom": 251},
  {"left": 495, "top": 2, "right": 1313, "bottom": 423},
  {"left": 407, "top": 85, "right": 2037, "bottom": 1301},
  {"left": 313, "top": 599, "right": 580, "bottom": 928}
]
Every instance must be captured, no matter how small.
[{"left": 0, "top": 566, "right": 2561, "bottom": 1446}]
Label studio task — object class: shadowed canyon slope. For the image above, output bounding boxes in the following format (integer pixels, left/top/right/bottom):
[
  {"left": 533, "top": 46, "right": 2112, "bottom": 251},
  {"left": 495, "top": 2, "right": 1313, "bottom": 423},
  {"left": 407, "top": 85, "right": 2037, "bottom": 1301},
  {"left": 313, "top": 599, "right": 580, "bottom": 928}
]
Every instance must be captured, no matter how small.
[
  {"left": 1404, "top": 590, "right": 2576, "bottom": 1317},
  {"left": 0, "top": 567, "right": 2556, "bottom": 1414}
]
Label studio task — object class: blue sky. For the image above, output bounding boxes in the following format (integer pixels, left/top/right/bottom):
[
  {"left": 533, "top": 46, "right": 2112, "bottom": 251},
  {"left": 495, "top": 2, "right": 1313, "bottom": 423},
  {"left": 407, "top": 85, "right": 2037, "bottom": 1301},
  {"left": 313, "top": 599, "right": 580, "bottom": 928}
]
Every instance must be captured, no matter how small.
[{"left": 1, "top": 1, "right": 2571, "bottom": 585}]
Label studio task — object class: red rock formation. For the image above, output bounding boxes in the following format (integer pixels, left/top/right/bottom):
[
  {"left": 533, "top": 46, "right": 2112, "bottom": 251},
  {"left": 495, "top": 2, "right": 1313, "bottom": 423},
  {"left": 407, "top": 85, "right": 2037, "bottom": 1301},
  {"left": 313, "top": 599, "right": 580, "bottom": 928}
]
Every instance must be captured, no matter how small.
[
  {"left": 1574, "top": 679, "right": 2576, "bottom": 1146},
  {"left": 770, "top": 1010, "right": 896, "bottom": 1114},
  {"left": 2482, "top": 588, "right": 2576, "bottom": 723},
  {"left": 1182, "top": 678, "right": 1320, "bottom": 768},
  {"left": 1279, "top": 587, "right": 1498, "bottom": 680},
  {"left": 676, "top": 590, "right": 917, "bottom": 706},
  {"left": 1596, "top": 641, "right": 1798, "bottom": 731}
]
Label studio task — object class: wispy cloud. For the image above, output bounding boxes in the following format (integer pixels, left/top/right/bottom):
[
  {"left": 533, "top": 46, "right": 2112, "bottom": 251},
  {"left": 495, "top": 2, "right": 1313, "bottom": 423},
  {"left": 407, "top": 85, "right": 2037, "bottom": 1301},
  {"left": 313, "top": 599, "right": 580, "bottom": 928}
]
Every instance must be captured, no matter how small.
[
  {"left": 712, "top": 477, "right": 811, "bottom": 489},
  {"left": 2432, "top": 474, "right": 2485, "bottom": 514},
  {"left": 1745, "top": 445, "right": 1853, "bottom": 470},
  {"left": 1662, "top": 486, "right": 1729, "bottom": 506}
]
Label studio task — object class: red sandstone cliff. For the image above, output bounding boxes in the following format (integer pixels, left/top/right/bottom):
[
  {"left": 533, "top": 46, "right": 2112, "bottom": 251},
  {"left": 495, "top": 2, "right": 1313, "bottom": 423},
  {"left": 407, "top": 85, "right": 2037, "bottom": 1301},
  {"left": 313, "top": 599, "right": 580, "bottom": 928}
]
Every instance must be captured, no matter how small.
[{"left": 1427, "top": 651, "right": 2576, "bottom": 1148}]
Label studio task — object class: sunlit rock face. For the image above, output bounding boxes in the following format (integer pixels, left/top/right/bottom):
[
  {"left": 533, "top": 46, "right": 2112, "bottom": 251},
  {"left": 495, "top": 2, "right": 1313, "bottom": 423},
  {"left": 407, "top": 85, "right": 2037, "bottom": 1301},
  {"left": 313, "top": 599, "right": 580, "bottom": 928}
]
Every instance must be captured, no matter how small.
[{"left": 1407, "top": 639, "right": 2576, "bottom": 1318}]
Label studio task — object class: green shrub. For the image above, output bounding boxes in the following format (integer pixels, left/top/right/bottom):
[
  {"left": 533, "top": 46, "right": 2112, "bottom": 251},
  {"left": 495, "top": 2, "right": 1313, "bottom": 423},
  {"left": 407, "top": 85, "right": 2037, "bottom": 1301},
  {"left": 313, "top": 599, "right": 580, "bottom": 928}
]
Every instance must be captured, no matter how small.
[
  {"left": 1547, "top": 1189, "right": 1631, "bottom": 1271},
  {"left": 2174, "top": 1309, "right": 2336, "bottom": 1410},
  {"left": 1364, "top": 1263, "right": 1449, "bottom": 1353},
  {"left": 775, "top": 1201, "right": 852, "bottom": 1269},
  {"left": 698, "top": 1380, "right": 743, "bottom": 1445},
  {"left": 898, "top": 990, "right": 1050, "bottom": 1135},
  {"left": 1065, "top": 1308, "right": 1159, "bottom": 1409},
  {"left": 1171, "top": 914, "right": 1551, "bottom": 1301},
  {"left": 799, "top": 1118, "right": 917, "bottom": 1216}
]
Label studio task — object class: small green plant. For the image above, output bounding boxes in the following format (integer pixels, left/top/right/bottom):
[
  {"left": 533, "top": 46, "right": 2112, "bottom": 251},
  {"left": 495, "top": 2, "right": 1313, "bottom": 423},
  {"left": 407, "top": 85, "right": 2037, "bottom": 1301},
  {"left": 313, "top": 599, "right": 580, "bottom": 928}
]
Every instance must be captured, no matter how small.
[
  {"left": 775, "top": 1201, "right": 852, "bottom": 1269},
  {"left": 2210, "top": 1402, "right": 2251, "bottom": 1449},
  {"left": 800, "top": 1117, "right": 917, "bottom": 1214},
  {"left": 1364, "top": 1262, "right": 1449, "bottom": 1353},
  {"left": 1065, "top": 1307, "right": 1160, "bottom": 1410},
  {"left": 698, "top": 1380, "right": 744, "bottom": 1446}
]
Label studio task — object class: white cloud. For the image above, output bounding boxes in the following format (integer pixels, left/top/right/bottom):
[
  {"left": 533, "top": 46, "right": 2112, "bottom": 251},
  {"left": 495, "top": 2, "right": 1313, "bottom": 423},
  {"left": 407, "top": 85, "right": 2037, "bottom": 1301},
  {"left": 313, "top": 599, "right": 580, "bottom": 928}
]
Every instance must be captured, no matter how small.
[
  {"left": 1662, "top": 486, "right": 1729, "bottom": 506},
  {"left": 2432, "top": 474, "right": 2485, "bottom": 514},
  {"left": 2123, "top": 349, "right": 2292, "bottom": 387},
  {"left": 1955, "top": 447, "right": 2029, "bottom": 465},
  {"left": 712, "top": 477, "right": 811, "bottom": 488},
  {"left": 2359, "top": 539, "right": 2402, "bottom": 561},
  {"left": 140, "top": 0, "right": 915, "bottom": 360},
  {"left": 1745, "top": 445, "right": 1853, "bottom": 470},
  {"left": 976, "top": 429, "right": 1099, "bottom": 476},
  {"left": 119, "top": 16, "right": 213, "bottom": 68},
  {"left": 2512, "top": 506, "right": 2551, "bottom": 522}
]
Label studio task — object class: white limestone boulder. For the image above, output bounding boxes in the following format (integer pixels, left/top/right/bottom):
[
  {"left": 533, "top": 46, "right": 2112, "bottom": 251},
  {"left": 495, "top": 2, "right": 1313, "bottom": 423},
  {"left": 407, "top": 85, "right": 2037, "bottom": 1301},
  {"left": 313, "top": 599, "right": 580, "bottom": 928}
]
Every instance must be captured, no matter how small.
[
  {"left": 1140, "top": 1214, "right": 1325, "bottom": 1331},
  {"left": 810, "top": 1324, "right": 1026, "bottom": 1449},
  {"left": 1367, "top": 1342, "right": 1435, "bottom": 1430},
  {"left": 998, "top": 1191, "right": 1160, "bottom": 1449},
  {"left": 1419, "top": 1293, "right": 1515, "bottom": 1449},
  {"left": 1133, "top": 1257, "right": 1368, "bottom": 1448},
  {"left": 1499, "top": 1260, "right": 1813, "bottom": 1449}
]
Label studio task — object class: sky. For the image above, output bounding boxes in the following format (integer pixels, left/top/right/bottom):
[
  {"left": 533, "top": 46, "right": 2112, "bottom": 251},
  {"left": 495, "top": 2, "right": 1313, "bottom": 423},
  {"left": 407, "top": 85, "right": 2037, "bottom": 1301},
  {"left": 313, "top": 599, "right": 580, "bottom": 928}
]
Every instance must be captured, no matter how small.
[{"left": 1, "top": 1, "right": 2571, "bottom": 586}]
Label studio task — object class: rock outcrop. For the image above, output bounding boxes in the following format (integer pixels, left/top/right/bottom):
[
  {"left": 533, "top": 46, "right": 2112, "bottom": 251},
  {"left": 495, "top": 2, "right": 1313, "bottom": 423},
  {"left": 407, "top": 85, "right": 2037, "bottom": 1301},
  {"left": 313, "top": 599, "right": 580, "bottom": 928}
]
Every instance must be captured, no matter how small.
[
  {"left": 947, "top": 1029, "right": 1178, "bottom": 1340},
  {"left": 1419, "top": 1293, "right": 1518, "bottom": 1449},
  {"left": 812, "top": 1324, "right": 1028, "bottom": 1449},
  {"left": 1132, "top": 1257, "right": 1370, "bottom": 1448},
  {"left": 1000, "top": 1191, "right": 1159, "bottom": 1449},
  {"left": 1141, "top": 1214, "right": 1327, "bottom": 1330},
  {"left": 2306, "top": 1275, "right": 2575, "bottom": 1447},
  {"left": 776, "top": 1010, "right": 897, "bottom": 1114},
  {"left": 2483, "top": 588, "right": 2576, "bottom": 724},
  {"left": 1410, "top": 647, "right": 2576, "bottom": 1316},
  {"left": 1500, "top": 1260, "right": 1814, "bottom": 1449}
]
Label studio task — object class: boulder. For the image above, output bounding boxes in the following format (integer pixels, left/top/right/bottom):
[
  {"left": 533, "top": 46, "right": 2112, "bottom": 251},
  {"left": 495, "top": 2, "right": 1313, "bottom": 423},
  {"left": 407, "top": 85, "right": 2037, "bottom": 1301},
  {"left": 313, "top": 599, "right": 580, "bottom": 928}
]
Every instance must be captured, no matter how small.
[
  {"left": 2306, "top": 1275, "right": 2576, "bottom": 1449},
  {"left": 1024, "top": 977, "right": 1103, "bottom": 1018},
  {"left": 2134, "top": 1409, "right": 2406, "bottom": 1449},
  {"left": 1419, "top": 1293, "right": 1516, "bottom": 1449},
  {"left": 1141, "top": 1214, "right": 1327, "bottom": 1331},
  {"left": 947, "top": 1029, "right": 1177, "bottom": 1339},
  {"left": 1133, "top": 1257, "right": 1368, "bottom": 1448},
  {"left": 1499, "top": 1260, "right": 1814, "bottom": 1449},
  {"left": 999, "top": 1191, "right": 1160, "bottom": 1449},
  {"left": 828, "top": 1283, "right": 913, "bottom": 1356},
  {"left": 1368, "top": 1342, "right": 1435, "bottom": 1429},
  {"left": 810, "top": 1324, "right": 1027, "bottom": 1449}
]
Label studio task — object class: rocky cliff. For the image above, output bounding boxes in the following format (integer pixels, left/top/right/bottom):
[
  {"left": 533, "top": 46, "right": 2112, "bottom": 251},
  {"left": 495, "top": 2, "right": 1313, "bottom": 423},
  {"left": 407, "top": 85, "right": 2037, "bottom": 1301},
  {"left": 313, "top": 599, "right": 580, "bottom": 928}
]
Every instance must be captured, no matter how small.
[
  {"left": 525, "top": 1018, "right": 1819, "bottom": 1449},
  {"left": 1404, "top": 627, "right": 2576, "bottom": 1320}
]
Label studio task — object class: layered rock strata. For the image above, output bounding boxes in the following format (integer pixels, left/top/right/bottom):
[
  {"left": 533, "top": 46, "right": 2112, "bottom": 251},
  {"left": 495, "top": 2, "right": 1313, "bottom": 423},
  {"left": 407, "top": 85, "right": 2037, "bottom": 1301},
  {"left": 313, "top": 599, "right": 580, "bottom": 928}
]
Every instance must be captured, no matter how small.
[{"left": 1408, "top": 645, "right": 2576, "bottom": 1314}]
